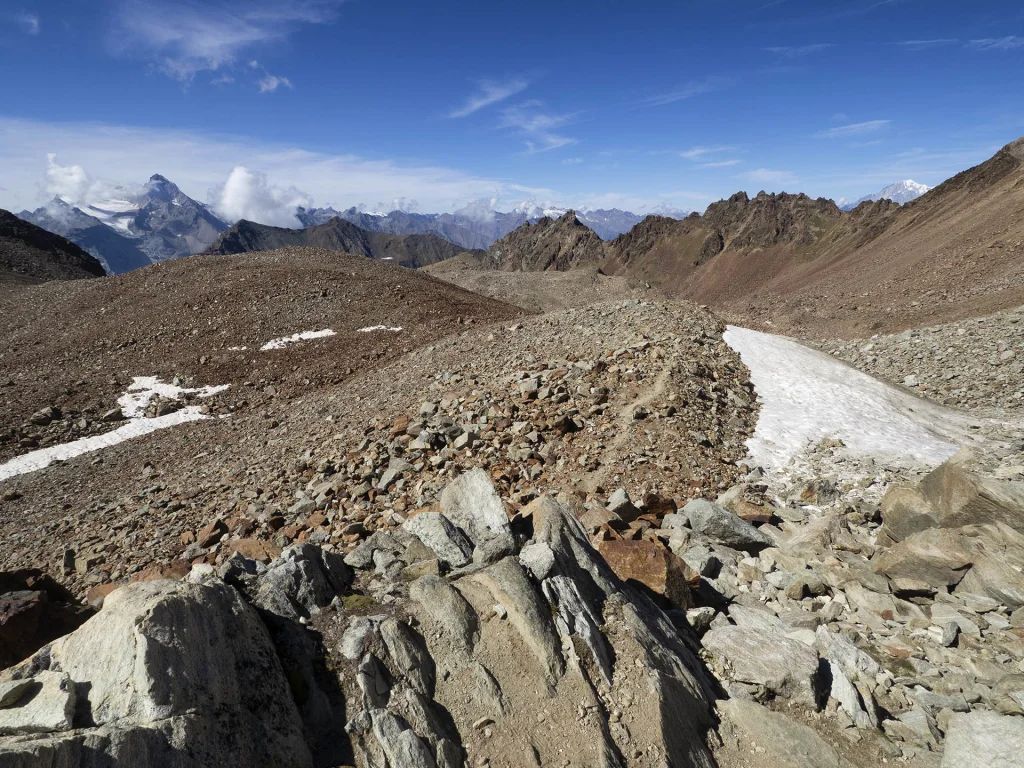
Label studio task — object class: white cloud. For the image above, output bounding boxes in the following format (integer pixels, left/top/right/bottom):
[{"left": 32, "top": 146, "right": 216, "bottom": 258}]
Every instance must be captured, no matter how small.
[
  {"left": 681, "top": 145, "right": 735, "bottom": 160},
  {"left": 499, "top": 102, "right": 577, "bottom": 153},
  {"left": 212, "top": 166, "right": 311, "bottom": 226},
  {"left": 744, "top": 168, "right": 798, "bottom": 187},
  {"left": 636, "top": 77, "right": 733, "bottom": 108},
  {"left": 896, "top": 39, "right": 957, "bottom": 50},
  {"left": 815, "top": 119, "right": 890, "bottom": 139},
  {"left": 763, "top": 43, "right": 833, "bottom": 58},
  {"left": 562, "top": 157, "right": 583, "bottom": 165},
  {"left": 112, "top": 0, "right": 345, "bottom": 80},
  {"left": 0, "top": 116, "right": 562, "bottom": 216},
  {"left": 699, "top": 159, "right": 741, "bottom": 168},
  {"left": 16, "top": 12, "right": 39, "bottom": 35},
  {"left": 44, "top": 154, "right": 91, "bottom": 203},
  {"left": 449, "top": 78, "right": 528, "bottom": 118},
  {"left": 967, "top": 36, "right": 1024, "bottom": 51},
  {"left": 258, "top": 73, "right": 293, "bottom": 92}
]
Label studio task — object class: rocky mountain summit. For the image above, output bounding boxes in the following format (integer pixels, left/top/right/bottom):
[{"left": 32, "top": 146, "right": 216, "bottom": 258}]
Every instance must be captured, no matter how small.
[
  {"left": 18, "top": 175, "right": 228, "bottom": 274},
  {"left": 0, "top": 210, "right": 105, "bottom": 285},
  {"left": 483, "top": 211, "right": 607, "bottom": 271},
  {"left": 206, "top": 217, "right": 478, "bottom": 268}
]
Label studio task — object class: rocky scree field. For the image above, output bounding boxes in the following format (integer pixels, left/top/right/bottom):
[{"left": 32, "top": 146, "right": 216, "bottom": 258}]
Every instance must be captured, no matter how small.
[{"left": 2, "top": 247, "right": 1024, "bottom": 767}]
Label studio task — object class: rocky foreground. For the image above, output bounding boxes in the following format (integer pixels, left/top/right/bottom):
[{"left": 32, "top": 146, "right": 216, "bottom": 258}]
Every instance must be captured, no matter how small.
[{"left": 2, "top": 299, "right": 1024, "bottom": 766}]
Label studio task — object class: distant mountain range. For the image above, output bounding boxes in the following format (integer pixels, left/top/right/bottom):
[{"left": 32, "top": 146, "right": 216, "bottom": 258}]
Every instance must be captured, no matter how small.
[
  {"left": 297, "top": 205, "right": 677, "bottom": 248},
  {"left": 18, "top": 175, "right": 229, "bottom": 274},
  {"left": 838, "top": 180, "right": 931, "bottom": 210},
  {"left": 0, "top": 208, "right": 105, "bottom": 284},
  {"left": 205, "top": 216, "right": 479, "bottom": 268}
]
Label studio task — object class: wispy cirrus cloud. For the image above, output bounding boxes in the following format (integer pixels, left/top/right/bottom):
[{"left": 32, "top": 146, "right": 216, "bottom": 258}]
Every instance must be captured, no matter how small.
[
  {"left": 562, "top": 157, "right": 583, "bottom": 165},
  {"left": 15, "top": 11, "right": 39, "bottom": 35},
  {"left": 763, "top": 43, "right": 834, "bottom": 58},
  {"left": 636, "top": 76, "right": 733, "bottom": 108},
  {"left": 744, "top": 168, "right": 798, "bottom": 187},
  {"left": 681, "top": 145, "right": 736, "bottom": 160},
  {"left": 499, "top": 102, "right": 578, "bottom": 153},
  {"left": 815, "top": 119, "right": 890, "bottom": 139},
  {"left": 449, "top": 78, "right": 528, "bottom": 118},
  {"left": 896, "top": 38, "right": 957, "bottom": 50},
  {"left": 699, "top": 159, "right": 741, "bottom": 168},
  {"left": 111, "top": 0, "right": 345, "bottom": 81},
  {"left": 967, "top": 36, "right": 1024, "bottom": 51}
]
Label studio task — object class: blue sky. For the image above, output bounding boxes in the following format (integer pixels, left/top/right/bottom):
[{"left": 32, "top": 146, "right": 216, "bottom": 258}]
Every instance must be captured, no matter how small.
[{"left": 1, "top": 0, "right": 1023, "bottom": 221}]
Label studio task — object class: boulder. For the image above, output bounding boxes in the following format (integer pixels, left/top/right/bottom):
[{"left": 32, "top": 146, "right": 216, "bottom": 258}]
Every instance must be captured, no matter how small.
[
  {"left": 439, "top": 468, "right": 514, "bottom": 554},
  {"left": 0, "top": 672, "right": 75, "bottom": 736},
  {"left": 941, "top": 711, "right": 1024, "bottom": 767},
  {"left": 596, "top": 539, "right": 694, "bottom": 608},
  {"left": 719, "top": 698, "right": 856, "bottom": 768},
  {"left": 920, "top": 461, "right": 1024, "bottom": 532},
  {"left": 0, "top": 570, "right": 93, "bottom": 670},
  {"left": 878, "top": 485, "right": 938, "bottom": 542},
  {"left": 873, "top": 527, "right": 973, "bottom": 587},
  {"left": 254, "top": 543, "right": 352, "bottom": 619},
  {"left": 683, "top": 499, "right": 772, "bottom": 552},
  {"left": 0, "top": 579, "right": 313, "bottom": 767},
  {"left": 702, "top": 625, "right": 822, "bottom": 706},
  {"left": 403, "top": 512, "right": 474, "bottom": 568}
]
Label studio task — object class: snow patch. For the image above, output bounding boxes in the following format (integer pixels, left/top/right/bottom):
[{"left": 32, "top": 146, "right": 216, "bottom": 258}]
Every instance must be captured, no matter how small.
[
  {"left": 227, "top": 346, "right": 248, "bottom": 351},
  {"left": 118, "top": 376, "right": 229, "bottom": 418},
  {"left": 723, "top": 326, "right": 985, "bottom": 480},
  {"left": 0, "top": 377, "right": 228, "bottom": 482},
  {"left": 260, "top": 329, "right": 336, "bottom": 351},
  {"left": 357, "top": 325, "right": 403, "bottom": 333}
]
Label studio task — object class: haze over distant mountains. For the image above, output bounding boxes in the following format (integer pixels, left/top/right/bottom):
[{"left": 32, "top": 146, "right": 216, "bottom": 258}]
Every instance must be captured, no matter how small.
[
  {"left": 837, "top": 180, "right": 932, "bottom": 210},
  {"left": 13, "top": 169, "right": 935, "bottom": 276}
]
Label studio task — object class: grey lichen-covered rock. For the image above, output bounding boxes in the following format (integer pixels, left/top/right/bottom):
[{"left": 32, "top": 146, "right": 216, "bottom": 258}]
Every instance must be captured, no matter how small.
[
  {"left": 683, "top": 499, "right": 772, "bottom": 551},
  {"left": 403, "top": 512, "right": 474, "bottom": 568},
  {"left": 942, "top": 711, "right": 1024, "bottom": 766},
  {"left": 439, "top": 467, "right": 513, "bottom": 549},
  {"left": 254, "top": 542, "right": 353, "bottom": 618},
  {"left": 719, "top": 698, "right": 856, "bottom": 768},
  {"left": 0, "top": 579, "right": 313, "bottom": 768},
  {"left": 0, "top": 672, "right": 75, "bottom": 736},
  {"left": 920, "top": 460, "right": 1024, "bottom": 532},
  {"left": 703, "top": 625, "right": 822, "bottom": 707}
]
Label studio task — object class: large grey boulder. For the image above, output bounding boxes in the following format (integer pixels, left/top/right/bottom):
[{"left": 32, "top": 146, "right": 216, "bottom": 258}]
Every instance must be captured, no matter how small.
[
  {"left": 702, "top": 624, "right": 822, "bottom": 707},
  {"left": 683, "top": 499, "right": 772, "bottom": 552},
  {"left": 878, "top": 485, "right": 939, "bottom": 542},
  {"left": 920, "top": 461, "right": 1024, "bottom": 532},
  {"left": 0, "top": 580, "right": 312, "bottom": 768},
  {"left": 254, "top": 543, "right": 353, "bottom": 619},
  {"left": 440, "top": 468, "right": 515, "bottom": 561},
  {"left": 873, "top": 527, "right": 973, "bottom": 587},
  {"left": 403, "top": 512, "right": 474, "bottom": 568},
  {"left": 941, "top": 711, "right": 1024, "bottom": 767},
  {"left": 0, "top": 672, "right": 75, "bottom": 736},
  {"left": 719, "top": 698, "right": 856, "bottom": 768}
]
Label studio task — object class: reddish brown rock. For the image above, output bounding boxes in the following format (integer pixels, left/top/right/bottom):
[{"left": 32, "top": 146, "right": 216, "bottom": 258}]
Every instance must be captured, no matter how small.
[
  {"left": 130, "top": 561, "right": 191, "bottom": 583},
  {"left": 85, "top": 582, "right": 121, "bottom": 610},
  {"left": 596, "top": 539, "right": 694, "bottom": 608},
  {"left": 179, "top": 530, "right": 196, "bottom": 546},
  {"left": 223, "top": 538, "right": 282, "bottom": 563},
  {"left": 196, "top": 518, "right": 228, "bottom": 548},
  {"left": 0, "top": 570, "right": 94, "bottom": 669}
]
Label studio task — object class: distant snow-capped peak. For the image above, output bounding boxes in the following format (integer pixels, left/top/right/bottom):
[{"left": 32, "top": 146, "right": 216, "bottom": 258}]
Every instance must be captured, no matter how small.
[{"left": 845, "top": 179, "right": 931, "bottom": 209}]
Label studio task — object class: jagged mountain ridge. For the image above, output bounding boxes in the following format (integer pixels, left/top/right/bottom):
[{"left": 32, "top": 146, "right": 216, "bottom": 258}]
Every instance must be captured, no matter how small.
[
  {"left": 299, "top": 205, "right": 666, "bottom": 249},
  {"left": 483, "top": 210, "right": 607, "bottom": 271},
  {"left": 0, "top": 209, "right": 106, "bottom": 284},
  {"left": 205, "top": 216, "right": 481, "bottom": 268},
  {"left": 19, "top": 175, "right": 229, "bottom": 274}
]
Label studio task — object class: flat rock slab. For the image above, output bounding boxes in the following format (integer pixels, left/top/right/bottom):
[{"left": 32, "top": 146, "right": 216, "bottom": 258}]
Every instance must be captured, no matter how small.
[
  {"left": 703, "top": 625, "right": 821, "bottom": 706},
  {"left": 0, "top": 671, "right": 75, "bottom": 736},
  {"left": 719, "top": 698, "right": 855, "bottom": 768},
  {"left": 942, "top": 711, "right": 1024, "bottom": 768},
  {"left": 440, "top": 467, "right": 512, "bottom": 548}
]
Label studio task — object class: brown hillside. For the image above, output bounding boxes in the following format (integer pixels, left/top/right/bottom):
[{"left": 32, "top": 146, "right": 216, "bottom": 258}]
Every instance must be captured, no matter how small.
[{"left": 484, "top": 211, "right": 606, "bottom": 271}]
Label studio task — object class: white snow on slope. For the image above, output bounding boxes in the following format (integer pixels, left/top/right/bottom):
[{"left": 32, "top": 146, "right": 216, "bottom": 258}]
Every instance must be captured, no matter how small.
[
  {"left": 260, "top": 329, "right": 336, "bottom": 351},
  {"left": 0, "top": 377, "right": 228, "bottom": 482},
  {"left": 723, "top": 326, "right": 985, "bottom": 477},
  {"left": 357, "top": 325, "right": 403, "bottom": 333},
  {"left": 118, "top": 376, "right": 229, "bottom": 418}
]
